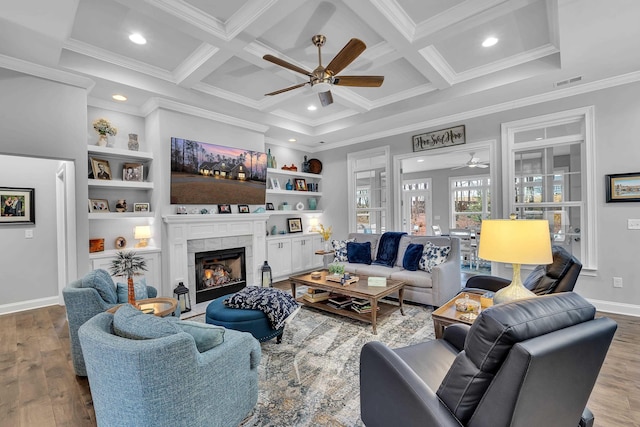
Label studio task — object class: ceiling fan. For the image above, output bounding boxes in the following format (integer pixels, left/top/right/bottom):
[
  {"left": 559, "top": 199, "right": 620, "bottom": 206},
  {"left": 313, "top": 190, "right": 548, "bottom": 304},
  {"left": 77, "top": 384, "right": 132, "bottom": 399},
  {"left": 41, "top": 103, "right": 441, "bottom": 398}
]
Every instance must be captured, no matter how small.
[
  {"left": 451, "top": 152, "right": 489, "bottom": 170},
  {"left": 263, "top": 34, "right": 384, "bottom": 107}
]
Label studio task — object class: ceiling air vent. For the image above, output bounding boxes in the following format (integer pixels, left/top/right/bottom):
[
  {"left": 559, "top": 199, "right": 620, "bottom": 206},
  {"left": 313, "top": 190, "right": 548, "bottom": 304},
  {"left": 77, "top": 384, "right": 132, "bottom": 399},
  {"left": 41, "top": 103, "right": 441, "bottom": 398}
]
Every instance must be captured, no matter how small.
[{"left": 554, "top": 76, "right": 583, "bottom": 88}]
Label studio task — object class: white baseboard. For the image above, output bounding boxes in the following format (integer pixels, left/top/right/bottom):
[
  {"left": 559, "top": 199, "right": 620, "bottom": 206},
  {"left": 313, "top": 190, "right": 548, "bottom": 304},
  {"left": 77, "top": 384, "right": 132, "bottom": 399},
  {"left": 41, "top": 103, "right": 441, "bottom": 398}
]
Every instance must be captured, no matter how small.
[
  {"left": 0, "top": 296, "right": 61, "bottom": 316},
  {"left": 587, "top": 298, "right": 640, "bottom": 317}
]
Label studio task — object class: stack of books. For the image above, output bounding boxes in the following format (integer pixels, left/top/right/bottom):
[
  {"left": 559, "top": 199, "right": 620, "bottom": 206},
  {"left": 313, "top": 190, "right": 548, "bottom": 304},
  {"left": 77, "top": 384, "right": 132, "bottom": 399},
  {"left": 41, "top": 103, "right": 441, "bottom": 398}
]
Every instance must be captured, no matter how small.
[
  {"left": 303, "top": 288, "right": 331, "bottom": 303},
  {"left": 326, "top": 295, "right": 353, "bottom": 309},
  {"left": 351, "top": 298, "right": 379, "bottom": 314}
]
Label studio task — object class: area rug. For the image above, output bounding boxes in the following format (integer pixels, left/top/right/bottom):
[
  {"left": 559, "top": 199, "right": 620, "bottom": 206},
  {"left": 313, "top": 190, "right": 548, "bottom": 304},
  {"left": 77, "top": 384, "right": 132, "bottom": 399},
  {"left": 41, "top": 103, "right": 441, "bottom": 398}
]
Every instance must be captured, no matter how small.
[{"left": 188, "top": 302, "right": 435, "bottom": 426}]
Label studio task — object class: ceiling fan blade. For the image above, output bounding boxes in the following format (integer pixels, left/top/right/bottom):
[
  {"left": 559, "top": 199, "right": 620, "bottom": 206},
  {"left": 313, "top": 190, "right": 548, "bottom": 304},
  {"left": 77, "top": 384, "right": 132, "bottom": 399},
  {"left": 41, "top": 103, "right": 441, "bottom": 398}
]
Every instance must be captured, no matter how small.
[
  {"left": 333, "top": 75, "right": 384, "bottom": 87},
  {"left": 451, "top": 165, "right": 466, "bottom": 170},
  {"left": 318, "top": 90, "right": 333, "bottom": 107},
  {"left": 265, "top": 82, "right": 308, "bottom": 96},
  {"left": 263, "top": 54, "right": 312, "bottom": 77},
  {"left": 326, "top": 38, "right": 366, "bottom": 76},
  {"left": 476, "top": 164, "right": 489, "bottom": 168}
]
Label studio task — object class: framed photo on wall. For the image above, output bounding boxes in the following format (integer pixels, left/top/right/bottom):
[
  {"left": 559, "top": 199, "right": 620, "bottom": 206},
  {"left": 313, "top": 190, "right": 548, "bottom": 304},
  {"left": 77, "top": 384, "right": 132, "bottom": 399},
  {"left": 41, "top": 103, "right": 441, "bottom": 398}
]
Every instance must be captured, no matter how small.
[
  {"left": 287, "top": 217, "right": 303, "bottom": 233},
  {"left": 266, "top": 202, "right": 275, "bottom": 210},
  {"left": 238, "top": 204, "right": 250, "bottom": 213},
  {"left": 295, "top": 178, "right": 307, "bottom": 191},
  {"left": 606, "top": 172, "right": 640, "bottom": 202},
  {"left": 90, "top": 157, "right": 112, "bottom": 180},
  {"left": 133, "top": 203, "right": 150, "bottom": 212},
  {"left": 0, "top": 187, "right": 35, "bottom": 224},
  {"left": 218, "top": 204, "right": 232, "bottom": 214},
  {"left": 270, "top": 177, "right": 280, "bottom": 190},
  {"left": 89, "top": 198, "right": 110, "bottom": 213},
  {"left": 123, "top": 163, "right": 144, "bottom": 182}
]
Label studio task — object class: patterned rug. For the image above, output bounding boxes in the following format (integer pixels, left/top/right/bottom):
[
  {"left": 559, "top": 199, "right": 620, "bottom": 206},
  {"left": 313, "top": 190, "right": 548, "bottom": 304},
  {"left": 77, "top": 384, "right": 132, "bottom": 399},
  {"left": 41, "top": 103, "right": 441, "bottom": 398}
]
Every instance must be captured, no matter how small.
[{"left": 188, "top": 300, "right": 435, "bottom": 426}]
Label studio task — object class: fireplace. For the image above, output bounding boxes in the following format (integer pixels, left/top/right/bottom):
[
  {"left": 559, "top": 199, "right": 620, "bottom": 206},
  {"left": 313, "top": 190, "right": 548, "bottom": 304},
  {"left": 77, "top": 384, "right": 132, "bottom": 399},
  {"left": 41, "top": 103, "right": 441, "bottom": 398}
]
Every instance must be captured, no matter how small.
[{"left": 195, "top": 247, "right": 246, "bottom": 303}]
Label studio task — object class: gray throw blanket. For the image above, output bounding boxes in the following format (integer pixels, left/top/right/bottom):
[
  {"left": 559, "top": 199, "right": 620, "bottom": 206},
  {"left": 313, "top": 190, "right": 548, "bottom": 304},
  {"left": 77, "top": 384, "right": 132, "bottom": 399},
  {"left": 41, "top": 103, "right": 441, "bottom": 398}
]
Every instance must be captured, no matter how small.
[{"left": 224, "top": 286, "right": 299, "bottom": 330}]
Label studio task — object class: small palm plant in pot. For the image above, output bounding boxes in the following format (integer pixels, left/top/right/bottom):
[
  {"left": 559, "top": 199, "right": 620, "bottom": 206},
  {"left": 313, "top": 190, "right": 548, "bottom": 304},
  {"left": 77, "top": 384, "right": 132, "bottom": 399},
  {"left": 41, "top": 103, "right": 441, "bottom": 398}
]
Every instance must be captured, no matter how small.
[{"left": 110, "top": 251, "right": 147, "bottom": 306}]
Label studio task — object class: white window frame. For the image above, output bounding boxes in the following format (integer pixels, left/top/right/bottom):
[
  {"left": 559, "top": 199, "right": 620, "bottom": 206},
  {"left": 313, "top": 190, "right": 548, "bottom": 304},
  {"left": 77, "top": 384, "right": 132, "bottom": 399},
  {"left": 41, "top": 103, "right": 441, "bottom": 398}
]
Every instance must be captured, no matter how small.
[
  {"left": 449, "top": 175, "right": 491, "bottom": 228},
  {"left": 347, "top": 146, "right": 391, "bottom": 234},
  {"left": 501, "top": 106, "right": 597, "bottom": 270}
]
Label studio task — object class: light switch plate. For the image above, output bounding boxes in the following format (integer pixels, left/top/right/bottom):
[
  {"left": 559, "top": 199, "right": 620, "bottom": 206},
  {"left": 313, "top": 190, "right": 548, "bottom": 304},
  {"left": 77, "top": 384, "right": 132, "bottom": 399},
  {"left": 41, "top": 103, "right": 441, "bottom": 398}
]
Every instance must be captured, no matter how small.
[
  {"left": 25, "top": 229, "right": 33, "bottom": 239},
  {"left": 628, "top": 219, "right": 640, "bottom": 230}
]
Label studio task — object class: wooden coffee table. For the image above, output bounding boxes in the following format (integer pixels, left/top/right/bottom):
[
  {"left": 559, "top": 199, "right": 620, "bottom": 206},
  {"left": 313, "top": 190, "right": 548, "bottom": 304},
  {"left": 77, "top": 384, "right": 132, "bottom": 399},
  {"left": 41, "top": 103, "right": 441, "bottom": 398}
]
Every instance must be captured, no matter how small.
[
  {"left": 432, "top": 293, "right": 485, "bottom": 339},
  {"left": 289, "top": 271, "right": 406, "bottom": 335}
]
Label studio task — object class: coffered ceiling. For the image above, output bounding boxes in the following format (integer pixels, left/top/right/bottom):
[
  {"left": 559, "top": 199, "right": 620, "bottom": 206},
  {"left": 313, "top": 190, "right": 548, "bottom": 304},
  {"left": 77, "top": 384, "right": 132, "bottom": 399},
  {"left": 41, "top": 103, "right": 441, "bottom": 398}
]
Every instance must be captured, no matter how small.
[{"left": 1, "top": 0, "right": 640, "bottom": 150}]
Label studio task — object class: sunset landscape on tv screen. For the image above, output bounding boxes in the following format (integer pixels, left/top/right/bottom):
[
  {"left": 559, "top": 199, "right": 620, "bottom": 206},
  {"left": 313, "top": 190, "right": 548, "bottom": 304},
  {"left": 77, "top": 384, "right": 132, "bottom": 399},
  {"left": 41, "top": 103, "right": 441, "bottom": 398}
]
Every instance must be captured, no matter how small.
[{"left": 170, "top": 137, "right": 267, "bottom": 204}]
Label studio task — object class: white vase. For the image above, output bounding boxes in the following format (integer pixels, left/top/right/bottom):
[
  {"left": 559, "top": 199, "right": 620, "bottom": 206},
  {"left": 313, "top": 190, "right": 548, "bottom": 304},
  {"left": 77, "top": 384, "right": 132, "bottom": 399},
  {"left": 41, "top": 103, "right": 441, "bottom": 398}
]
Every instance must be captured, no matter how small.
[
  {"left": 96, "top": 134, "right": 108, "bottom": 146},
  {"left": 324, "top": 240, "right": 331, "bottom": 252}
]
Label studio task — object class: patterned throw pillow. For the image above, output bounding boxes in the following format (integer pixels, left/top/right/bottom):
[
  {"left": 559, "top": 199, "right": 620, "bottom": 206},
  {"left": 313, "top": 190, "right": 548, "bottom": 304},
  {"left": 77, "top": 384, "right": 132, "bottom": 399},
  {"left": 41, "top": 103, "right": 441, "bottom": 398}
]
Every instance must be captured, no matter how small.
[
  {"left": 331, "top": 238, "right": 355, "bottom": 262},
  {"left": 418, "top": 241, "right": 451, "bottom": 273}
]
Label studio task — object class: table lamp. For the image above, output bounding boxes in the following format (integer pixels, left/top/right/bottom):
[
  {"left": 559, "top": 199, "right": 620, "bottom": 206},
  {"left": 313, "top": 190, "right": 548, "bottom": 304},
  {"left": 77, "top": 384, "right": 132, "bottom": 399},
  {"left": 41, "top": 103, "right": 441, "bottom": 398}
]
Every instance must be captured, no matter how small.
[
  {"left": 134, "top": 225, "right": 152, "bottom": 248},
  {"left": 478, "top": 217, "right": 552, "bottom": 304}
]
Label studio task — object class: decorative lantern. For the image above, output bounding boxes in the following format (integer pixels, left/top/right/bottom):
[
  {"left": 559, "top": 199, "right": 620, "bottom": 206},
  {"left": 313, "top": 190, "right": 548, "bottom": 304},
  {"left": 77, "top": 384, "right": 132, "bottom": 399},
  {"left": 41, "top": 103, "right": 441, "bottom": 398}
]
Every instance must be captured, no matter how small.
[
  {"left": 261, "top": 261, "right": 272, "bottom": 287},
  {"left": 173, "top": 282, "right": 191, "bottom": 313}
]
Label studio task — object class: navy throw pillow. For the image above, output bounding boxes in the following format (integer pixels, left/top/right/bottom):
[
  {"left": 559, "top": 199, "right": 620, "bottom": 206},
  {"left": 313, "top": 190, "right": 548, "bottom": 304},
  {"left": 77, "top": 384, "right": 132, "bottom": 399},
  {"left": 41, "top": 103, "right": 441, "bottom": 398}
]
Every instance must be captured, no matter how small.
[
  {"left": 402, "top": 243, "right": 424, "bottom": 271},
  {"left": 347, "top": 242, "right": 372, "bottom": 264}
]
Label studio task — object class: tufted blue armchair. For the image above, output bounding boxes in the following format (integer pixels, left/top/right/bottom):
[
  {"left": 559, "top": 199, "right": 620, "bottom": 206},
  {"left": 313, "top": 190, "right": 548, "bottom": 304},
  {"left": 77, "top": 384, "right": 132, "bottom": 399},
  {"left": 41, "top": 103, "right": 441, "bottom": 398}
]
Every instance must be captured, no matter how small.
[
  {"left": 79, "top": 311, "right": 261, "bottom": 427},
  {"left": 62, "top": 269, "right": 158, "bottom": 376}
]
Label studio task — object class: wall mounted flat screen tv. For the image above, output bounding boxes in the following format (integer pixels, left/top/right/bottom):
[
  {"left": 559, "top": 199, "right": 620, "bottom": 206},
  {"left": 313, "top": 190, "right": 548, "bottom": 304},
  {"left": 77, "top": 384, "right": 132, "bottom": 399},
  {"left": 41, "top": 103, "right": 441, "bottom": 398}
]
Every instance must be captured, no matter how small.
[{"left": 170, "top": 137, "right": 267, "bottom": 204}]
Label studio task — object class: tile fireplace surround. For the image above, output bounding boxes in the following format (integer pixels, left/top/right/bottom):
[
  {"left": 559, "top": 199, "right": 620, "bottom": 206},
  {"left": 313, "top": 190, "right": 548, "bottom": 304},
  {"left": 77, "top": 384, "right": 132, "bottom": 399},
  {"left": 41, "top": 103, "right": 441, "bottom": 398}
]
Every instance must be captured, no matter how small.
[{"left": 162, "top": 214, "right": 269, "bottom": 299}]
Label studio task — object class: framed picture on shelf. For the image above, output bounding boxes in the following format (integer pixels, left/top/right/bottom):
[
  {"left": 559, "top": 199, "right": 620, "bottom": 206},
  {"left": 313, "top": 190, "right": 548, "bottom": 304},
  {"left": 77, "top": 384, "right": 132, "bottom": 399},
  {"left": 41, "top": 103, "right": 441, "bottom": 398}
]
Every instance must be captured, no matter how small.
[
  {"left": 295, "top": 178, "right": 307, "bottom": 191},
  {"left": 0, "top": 187, "right": 35, "bottom": 224},
  {"left": 123, "top": 163, "right": 144, "bottom": 182},
  {"left": 133, "top": 202, "right": 150, "bottom": 212},
  {"left": 266, "top": 202, "right": 275, "bottom": 210},
  {"left": 270, "top": 177, "right": 280, "bottom": 190},
  {"left": 606, "top": 172, "right": 640, "bottom": 202},
  {"left": 90, "top": 158, "right": 112, "bottom": 180},
  {"left": 238, "top": 204, "right": 250, "bottom": 213},
  {"left": 218, "top": 204, "right": 232, "bottom": 214},
  {"left": 287, "top": 217, "right": 303, "bottom": 233},
  {"left": 89, "top": 198, "right": 110, "bottom": 213}
]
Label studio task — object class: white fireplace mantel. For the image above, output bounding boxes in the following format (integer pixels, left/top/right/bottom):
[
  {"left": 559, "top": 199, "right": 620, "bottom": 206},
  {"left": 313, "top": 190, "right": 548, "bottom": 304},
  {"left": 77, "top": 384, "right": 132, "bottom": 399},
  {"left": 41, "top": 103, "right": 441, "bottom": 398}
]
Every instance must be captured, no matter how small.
[{"left": 162, "top": 214, "right": 269, "bottom": 296}]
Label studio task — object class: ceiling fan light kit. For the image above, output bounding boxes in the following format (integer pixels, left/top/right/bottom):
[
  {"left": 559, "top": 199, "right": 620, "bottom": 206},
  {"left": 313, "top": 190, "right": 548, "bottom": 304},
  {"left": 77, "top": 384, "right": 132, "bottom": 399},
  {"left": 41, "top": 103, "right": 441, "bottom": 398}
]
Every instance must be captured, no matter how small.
[{"left": 263, "top": 34, "right": 384, "bottom": 106}]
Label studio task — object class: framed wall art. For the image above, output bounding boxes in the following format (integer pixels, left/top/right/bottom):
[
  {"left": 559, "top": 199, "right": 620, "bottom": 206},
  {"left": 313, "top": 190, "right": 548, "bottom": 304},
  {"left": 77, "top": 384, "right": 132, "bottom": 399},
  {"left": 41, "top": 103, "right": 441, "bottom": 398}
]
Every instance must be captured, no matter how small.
[
  {"left": 287, "top": 217, "right": 302, "bottom": 233},
  {"left": 606, "top": 172, "right": 640, "bottom": 202},
  {"left": 90, "top": 157, "right": 112, "bottom": 180},
  {"left": 218, "top": 204, "right": 232, "bottom": 214},
  {"left": 133, "top": 202, "right": 150, "bottom": 212},
  {"left": 123, "top": 163, "right": 144, "bottom": 182},
  {"left": 295, "top": 178, "right": 307, "bottom": 191},
  {"left": 89, "top": 198, "right": 110, "bottom": 213},
  {"left": 0, "top": 187, "right": 35, "bottom": 224},
  {"left": 238, "top": 204, "right": 250, "bottom": 213}
]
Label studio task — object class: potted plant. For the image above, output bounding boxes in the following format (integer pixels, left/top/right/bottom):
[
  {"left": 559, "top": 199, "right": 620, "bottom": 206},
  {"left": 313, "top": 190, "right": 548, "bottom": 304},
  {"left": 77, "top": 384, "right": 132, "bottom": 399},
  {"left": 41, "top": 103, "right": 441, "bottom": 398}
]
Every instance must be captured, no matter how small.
[
  {"left": 328, "top": 262, "right": 345, "bottom": 277},
  {"left": 92, "top": 118, "right": 118, "bottom": 146},
  {"left": 110, "top": 251, "right": 147, "bottom": 306}
]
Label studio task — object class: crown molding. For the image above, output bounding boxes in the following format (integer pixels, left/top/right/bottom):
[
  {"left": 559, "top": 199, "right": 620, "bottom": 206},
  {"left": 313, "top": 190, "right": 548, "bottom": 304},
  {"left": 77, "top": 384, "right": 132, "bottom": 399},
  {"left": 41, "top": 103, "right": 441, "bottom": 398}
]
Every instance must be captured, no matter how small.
[
  {"left": 269, "top": 108, "right": 359, "bottom": 128},
  {"left": 192, "top": 82, "right": 262, "bottom": 109},
  {"left": 419, "top": 46, "right": 456, "bottom": 85},
  {"left": 371, "top": 0, "right": 415, "bottom": 42},
  {"left": 148, "top": 0, "right": 228, "bottom": 40},
  {"left": 0, "top": 53, "right": 94, "bottom": 90},
  {"left": 316, "top": 70, "right": 640, "bottom": 151},
  {"left": 88, "top": 96, "right": 146, "bottom": 117},
  {"left": 226, "top": 0, "right": 279, "bottom": 40},
  {"left": 141, "top": 97, "right": 269, "bottom": 133},
  {"left": 64, "top": 39, "right": 174, "bottom": 82}
]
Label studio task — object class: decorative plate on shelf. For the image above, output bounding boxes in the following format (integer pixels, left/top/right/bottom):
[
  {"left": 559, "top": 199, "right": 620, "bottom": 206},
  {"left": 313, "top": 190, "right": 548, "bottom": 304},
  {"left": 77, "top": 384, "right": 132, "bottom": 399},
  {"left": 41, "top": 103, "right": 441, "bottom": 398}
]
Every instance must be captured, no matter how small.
[
  {"left": 115, "top": 236, "right": 127, "bottom": 249},
  {"left": 308, "top": 158, "right": 322, "bottom": 174}
]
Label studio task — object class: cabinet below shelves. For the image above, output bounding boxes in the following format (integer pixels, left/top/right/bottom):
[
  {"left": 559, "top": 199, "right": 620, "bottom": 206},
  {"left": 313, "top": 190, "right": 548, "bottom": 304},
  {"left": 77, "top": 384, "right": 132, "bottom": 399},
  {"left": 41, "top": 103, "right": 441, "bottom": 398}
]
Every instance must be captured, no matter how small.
[{"left": 267, "top": 234, "right": 323, "bottom": 280}]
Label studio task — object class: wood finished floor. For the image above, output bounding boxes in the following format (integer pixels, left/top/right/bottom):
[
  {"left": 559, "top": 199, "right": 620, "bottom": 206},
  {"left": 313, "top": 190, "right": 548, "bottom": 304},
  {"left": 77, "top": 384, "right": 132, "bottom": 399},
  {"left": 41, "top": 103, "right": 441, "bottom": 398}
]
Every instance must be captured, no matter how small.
[{"left": 0, "top": 303, "right": 637, "bottom": 427}]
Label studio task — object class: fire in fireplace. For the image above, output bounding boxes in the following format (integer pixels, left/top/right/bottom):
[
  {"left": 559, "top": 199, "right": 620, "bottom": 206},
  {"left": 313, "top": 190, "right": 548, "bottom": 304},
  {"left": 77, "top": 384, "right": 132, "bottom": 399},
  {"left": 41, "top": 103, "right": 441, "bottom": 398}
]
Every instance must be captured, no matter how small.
[{"left": 195, "top": 247, "right": 246, "bottom": 303}]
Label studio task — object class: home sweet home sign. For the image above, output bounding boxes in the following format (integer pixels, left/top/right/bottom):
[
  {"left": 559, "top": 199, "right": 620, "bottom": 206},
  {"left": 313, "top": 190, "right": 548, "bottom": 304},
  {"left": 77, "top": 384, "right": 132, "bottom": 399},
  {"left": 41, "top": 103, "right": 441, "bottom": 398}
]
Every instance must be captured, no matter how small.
[{"left": 412, "top": 125, "right": 465, "bottom": 152}]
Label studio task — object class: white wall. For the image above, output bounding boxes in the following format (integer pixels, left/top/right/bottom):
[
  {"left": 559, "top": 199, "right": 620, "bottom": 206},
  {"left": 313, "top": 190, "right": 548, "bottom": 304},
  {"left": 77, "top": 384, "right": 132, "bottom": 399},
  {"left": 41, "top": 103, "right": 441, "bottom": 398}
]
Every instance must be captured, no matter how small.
[
  {"left": 0, "top": 155, "right": 60, "bottom": 305},
  {"left": 0, "top": 70, "right": 88, "bottom": 312},
  {"left": 321, "top": 80, "right": 640, "bottom": 314}
]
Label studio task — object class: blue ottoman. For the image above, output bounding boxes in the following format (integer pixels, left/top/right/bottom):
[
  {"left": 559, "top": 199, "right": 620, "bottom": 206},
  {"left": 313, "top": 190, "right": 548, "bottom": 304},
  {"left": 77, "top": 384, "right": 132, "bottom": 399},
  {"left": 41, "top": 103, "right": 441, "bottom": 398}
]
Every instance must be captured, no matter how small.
[{"left": 205, "top": 296, "right": 284, "bottom": 343}]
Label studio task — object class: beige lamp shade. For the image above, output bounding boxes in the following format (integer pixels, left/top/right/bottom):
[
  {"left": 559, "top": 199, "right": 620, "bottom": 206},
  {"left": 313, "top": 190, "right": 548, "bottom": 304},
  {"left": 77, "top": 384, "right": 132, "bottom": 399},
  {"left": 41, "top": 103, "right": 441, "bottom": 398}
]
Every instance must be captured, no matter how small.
[
  {"left": 478, "top": 219, "right": 552, "bottom": 265},
  {"left": 134, "top": 225, "right": 152, "bottom": 248}
]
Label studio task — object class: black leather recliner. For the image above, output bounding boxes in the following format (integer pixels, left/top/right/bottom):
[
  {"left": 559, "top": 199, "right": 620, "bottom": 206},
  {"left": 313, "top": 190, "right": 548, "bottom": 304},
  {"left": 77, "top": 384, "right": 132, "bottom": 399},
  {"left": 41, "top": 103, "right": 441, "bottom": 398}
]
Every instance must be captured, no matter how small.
[
  {"left": 463, "top": 245, "right": 582, "bottom": 295},
  {"left": 360, "top": 293, "right": 616, "bottom": 427}
]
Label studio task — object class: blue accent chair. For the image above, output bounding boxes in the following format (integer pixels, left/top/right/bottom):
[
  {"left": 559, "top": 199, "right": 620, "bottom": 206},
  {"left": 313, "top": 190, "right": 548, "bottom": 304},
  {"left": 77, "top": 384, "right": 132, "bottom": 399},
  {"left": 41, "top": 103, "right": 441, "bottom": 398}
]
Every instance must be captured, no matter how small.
[
  {"left": 79, "top": 312, "right": 260, "bottom": 427},
  {"left": 62, "top": 269, "right": 159, "bottom": 376},
  {"left": 206, "top": 296, "right": 284, "bottom": 343}
]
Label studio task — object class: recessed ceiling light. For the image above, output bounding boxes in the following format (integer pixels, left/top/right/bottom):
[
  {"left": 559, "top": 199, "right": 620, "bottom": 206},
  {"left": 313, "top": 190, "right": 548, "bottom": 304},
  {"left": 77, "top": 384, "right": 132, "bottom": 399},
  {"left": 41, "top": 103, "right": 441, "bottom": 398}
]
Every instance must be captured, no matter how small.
[
  {"left": 417, "top": 159, "right": 425, "bottom": 163},
  {"left": 129, "top": 33, "right": 147, "bottom": 45},
  {"left": 482, "top": 36, "right": 498, "bottom": 47},
  {"left": 307, "top": 105, "right": 317, "bottom": 111},
  {"left": 535, "top": 137, "right": 543, "bottom": 140},
  {"left": 288, "top": 138, "right": 297, "bottom": 142},
  {"left": 112, "top": 94, "right": 127, "bottom": 101}
]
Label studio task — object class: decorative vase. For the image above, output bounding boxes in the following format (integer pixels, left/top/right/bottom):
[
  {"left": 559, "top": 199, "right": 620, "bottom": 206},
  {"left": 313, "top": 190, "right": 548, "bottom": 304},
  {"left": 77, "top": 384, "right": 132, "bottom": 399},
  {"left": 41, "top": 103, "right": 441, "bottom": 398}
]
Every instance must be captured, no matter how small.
[
  {"left": 115, "top": 199, "right": 127, "bottom": 212},
  {"left": 324, "top": 239, "right": 331, "bottom": 252},
  {"left": 128, "top": 133, "right": 139, "bottom": 151},
  {"left": 285, "top": 179, "right": 294, "bottom": 190},
  {"left": 308, "top": 198, "right": 317, "bottom": 210},
  {"left": 96, "top": 134, "right": 108, "bottom": 146},
  {"left": 267, "top": 149, "right": 273, "bottom": 168}
]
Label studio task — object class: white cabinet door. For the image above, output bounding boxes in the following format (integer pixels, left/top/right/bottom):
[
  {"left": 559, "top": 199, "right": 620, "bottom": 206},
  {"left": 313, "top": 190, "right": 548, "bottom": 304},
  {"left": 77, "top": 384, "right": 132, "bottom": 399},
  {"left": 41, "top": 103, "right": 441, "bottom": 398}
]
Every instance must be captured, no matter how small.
[
  {"left": 90, "top": 250, "right": 162, "bottom": 292},
  {"left": 291, "top": 236, "right": 316, "bottom": 272},
  {"left": 267, "top": 238, "right": 292, "bottom": 279},
  {"left": 311, "top": 235, "right": 325, "bottom": 268}
]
